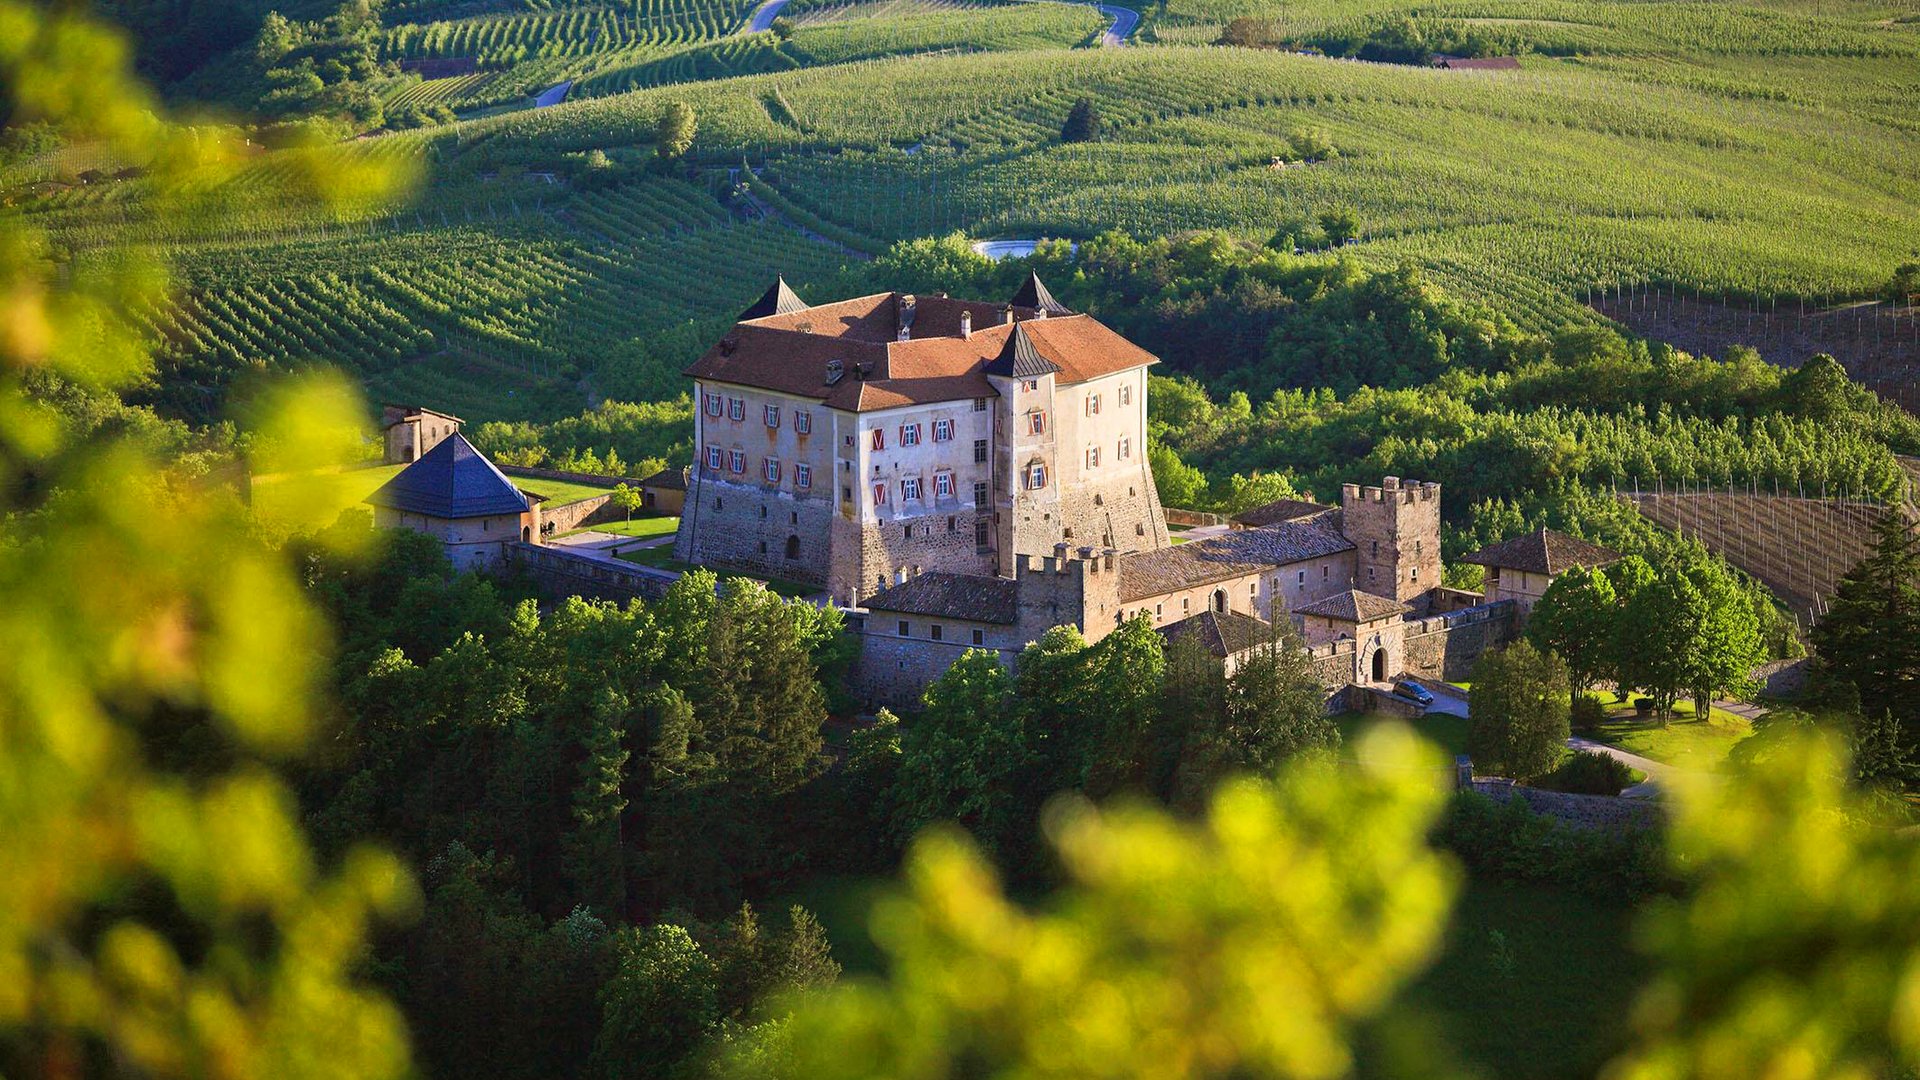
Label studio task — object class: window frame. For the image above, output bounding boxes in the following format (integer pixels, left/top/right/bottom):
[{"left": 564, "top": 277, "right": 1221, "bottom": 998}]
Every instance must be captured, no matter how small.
[
  {"left": 900, "top": 423, "right": 922, "bottom": 447},
  {"left": 728, "top": 450, "right": 746, "bottom": 474},
  {"left": 764, "top": 403, "right": 781, "bottom": 428},
  {"left": 795, "top": 411, "right": 812, "bottom": 434},
  {"left": 727, "top": 398, "right": 745, "bottom": 422},
  {"left": 705, "top": 445, "right": 722, "bottom": 470},
  {"left": 933, "top": 418, "right": 954, "bottom": 442},
  {"left": 794, "top": 463, "right": 812, "bottom": 488},
  {"left": 704, "top": 392, "right": 723, "bottom": 417},
  {"left": 934, "top": 471, "right": 954, "bottom": 498},
  {"left": 901, "top": 476, "right": 923, "bottom": 502},
  {"left": 763, "top": 457, "right": 781, "bottom": 484}
]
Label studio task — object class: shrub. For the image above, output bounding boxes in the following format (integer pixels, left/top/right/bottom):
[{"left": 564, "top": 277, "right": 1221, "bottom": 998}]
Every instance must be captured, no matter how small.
[
  {"left": 1433, "top": 791, "right": 1673, "bottom": 901},
  {"left": 1535, "top": 749, "right": 1635, "bottom": 796},
  {"left": 1571, "top": 693, "right": 1608, "bottom": 732}
]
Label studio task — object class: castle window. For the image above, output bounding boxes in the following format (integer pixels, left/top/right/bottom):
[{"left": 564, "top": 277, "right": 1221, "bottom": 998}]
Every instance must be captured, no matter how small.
[
  {"left": 1154, "top": 603, "right": 1163, "bottom": 619},
  {"left": 898, "top": 620, "right": 910, "bottom": 637},
  {"left": 760, "top": 506, "right": 768, "bottom": 519},
  {"left": 1371, "top": 540, "right": 1379, "bottom": 556},
  {"left": 1118, "top": 436, "right": 1131, "bottom": 460},
  {"left": 845, "top": 435, "right": 855, "bottom": 447},
  {"left": 1323, "top": 565, "right": 1329, "bottom": 579},
  {"left": 715, "top": 498, "right": 724, "bottom": 510},
  {"left": 934, "top": 472, "right": 954, "bottom": 498},
  {"left": 902, "top": 477, "right": 922, "bottom": 501},
  {"left": 1086, "top": 393, "right": 1101, "bottom": 416},
  {"left": 1136, "top": 523, "right": 1145, "bottom": 536},
  {"left": 1369, "top": 567, "right": 1377, "bottom": 581},
  {"left": 1028, "top": 412, "right": 1046, "bottom": 435},
  {"left": 973, "top": 439, "right": 988, "bottom": 464},
  {"left": 704, "top": 393, "right": 723, "bottom": 417},
  {"left": 728, "top": 450, "right": 745, "bottom": 474},
  {"left": 931, "top": 625, "right": 943, "bottom": 641},
  {"left": 786, "top": 535, "right": 800, "bottom": 559},
  {"left": 873, "top": 483, "right": 888, "bottom": 505},
  {"left": 1411, "top": 567, "right": 1419, "bottom": 581},
  {"left": 1026, "top": 463, "right": 1047, "bottom": 490},
  {"left": 904, "top": 524, "right": 913, "bottom": 538},
  {"left": 972, "top": 628, "right": 985, "bottom": 645},
  {"left": 1298, "top": 570, "right": 1306, "bottom": 585},
  {"left": 1085, "top": 446, "right": 1100, "bottom": 469},
  {"left": 948, "top": 516, "right": 956, "bottom": 532},
  {"left": 975, "top": 520, "right": 989, "bottom": 548},
  {"left": 843, "top": 486, "right": 853, "bottom": 502},
  {"left": 728, "top": 398, "right": 745, "bottom": 421},
  {"left": 973, "top": 480, "right": 989, "bottom": 506},
  {"left": 1119, "top": 383, "right": 1132, "bottom": 407},
  {"left": 764, "top": 404, "right": 781, "bottom": 428},
  {"left": 933, "top": 419, "right": 954, "bottom": 442},
  {"left": 764, "top": 458, "right": 781, "bottom": 483},
  {"left": 1182, "top": 598, "right": 1190, "bottom": 614},
  {"left": 705, "top": 445, "right": 722, "bottom": 470},
  {"left": 795, "top": 411, "right": 812, "bottom": 434},
  {"left": 795, "top": 463, "right": 812, "bottom": 488},
  {"left": 900, "top": 423, "right": 921, "bottom": 447},
  {"left": 871, "top": 428, "right": 886, "bottom": 451},
  {"left": 1024, "top": 379, "right": 1038, "bottom": 391},
  {"left": 973, "top": 398, "right": 987, "bottom": 411}
]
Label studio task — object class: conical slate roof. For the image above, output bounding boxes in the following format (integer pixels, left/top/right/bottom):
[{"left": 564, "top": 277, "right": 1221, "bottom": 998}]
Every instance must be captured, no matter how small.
[
  {"left": 738, "top": 276, "right": 808, "bottom": 320},
  {"left": 366, "top": 433, "right": 530, "bottom": 519},
  {"left": 1009, "top": 271, "right": 1070, "bottom": 315},
  {"left": 984, "top": 322, "right": 1062, "bottom": 378}
]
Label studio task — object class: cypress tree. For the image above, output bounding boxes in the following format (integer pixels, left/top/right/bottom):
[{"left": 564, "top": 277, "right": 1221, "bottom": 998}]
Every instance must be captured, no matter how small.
[{"left": 1061, "top": 96, "right": 1101, "bottom": 143}]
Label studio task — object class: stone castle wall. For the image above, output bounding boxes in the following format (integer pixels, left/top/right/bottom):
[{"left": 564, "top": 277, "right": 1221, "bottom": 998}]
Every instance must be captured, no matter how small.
[
  {"left": 509, "top": 543, "right": 677, "bottom": 605},
  {"left": 1400, "top": 599, "right": 1518, "bottom": 682},
  {"left": 674, "top": 474, "right": 838, "bottom": 588},
  {"left": 832, "top": 511, "right": 998, "bottom": 605}
]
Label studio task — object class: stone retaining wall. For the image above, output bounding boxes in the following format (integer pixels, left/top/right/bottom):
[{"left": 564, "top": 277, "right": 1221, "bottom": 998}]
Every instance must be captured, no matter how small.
[
  {"left": 1164, "top": 508, "right": 1227, "bottom": 527},
  {"left": 540, "top": 493, "right": 620, "bottom": 533},
  {"left": 509, "top": 542, "right": 676, "bottom": 605},
  {"left": 1467, "top": 778, "right": 1663, "bottom": 830},
  {"left": 1402, "top": 599, "right": 1517, "bottom": 682}
]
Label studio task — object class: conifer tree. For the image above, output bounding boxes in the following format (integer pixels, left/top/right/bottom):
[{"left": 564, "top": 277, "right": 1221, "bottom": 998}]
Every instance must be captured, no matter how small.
[
  {"left": 1061, "top": 96, "right": 1101, "bottom": 142},
  {"left": 1812, "top": 512, "right": 1920, "bottom": 744}
]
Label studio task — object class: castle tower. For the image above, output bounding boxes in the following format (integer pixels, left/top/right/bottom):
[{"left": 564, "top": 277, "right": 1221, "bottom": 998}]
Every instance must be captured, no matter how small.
[{"left": 1341, "top": 476, "right": 1442, "bottom": 605}]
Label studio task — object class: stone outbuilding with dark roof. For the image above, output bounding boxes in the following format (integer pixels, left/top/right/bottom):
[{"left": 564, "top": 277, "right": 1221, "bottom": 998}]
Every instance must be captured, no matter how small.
[
  {"left": 1460, "top": 527, "right": 1621, "bottom": 614},
  {"left": 365, "top": 433, "right": 543, "bottom": 570},
  {"left": 1294, "top": 589, "right": 1413, "bottom": 684},
  {"left": 1156, "top": 609, "right": 1276, "bottom": 675},
  {"left": 380, "top": 404, "right": 462, "bottom": 465}
]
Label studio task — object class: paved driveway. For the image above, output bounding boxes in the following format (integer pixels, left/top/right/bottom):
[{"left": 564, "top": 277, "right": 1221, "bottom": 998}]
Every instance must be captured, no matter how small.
[{"left": 1098, "top": 3, "right": 1138, "bottom": 45}]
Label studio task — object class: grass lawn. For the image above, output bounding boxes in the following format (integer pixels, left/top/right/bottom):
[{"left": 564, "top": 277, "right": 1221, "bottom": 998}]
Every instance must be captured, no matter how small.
[
  {"left": 1358, "top": 881, "right": 1647, "bottom": 1079},
  {"left": 519, "top": 476, "right": 624, "bottom": 505},
  {"left": 613, "top": 547, "right": 817, "bottom": 598},
  {"left": 1586, "top": 691, "right": 1755, "bottom": 770},
  {"left": 560, "top": 514, "right": 677, "bottom": 540},
  {"left": 1340, "top": 711, "right": 1473, "bottom": 759}
]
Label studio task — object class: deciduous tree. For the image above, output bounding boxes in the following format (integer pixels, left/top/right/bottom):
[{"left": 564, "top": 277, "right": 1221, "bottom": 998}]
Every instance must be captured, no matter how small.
[{"left": 1468, "top": 639, "right": 1571, "bottom": 780}]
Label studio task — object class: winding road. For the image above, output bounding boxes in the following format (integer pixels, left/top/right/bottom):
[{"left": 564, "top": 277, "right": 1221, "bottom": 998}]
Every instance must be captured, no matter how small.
[
  {"left": 1097, "top": 3, "right": 1137, "bottom": 46},
  {"left": 747, "top": 0, "right": 791, "bottom": 32}
]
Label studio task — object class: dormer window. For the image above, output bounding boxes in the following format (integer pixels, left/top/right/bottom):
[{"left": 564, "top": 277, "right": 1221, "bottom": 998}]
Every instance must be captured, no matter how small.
[{"left": 825, "top": 359, "right": 844, "bottom": 385}]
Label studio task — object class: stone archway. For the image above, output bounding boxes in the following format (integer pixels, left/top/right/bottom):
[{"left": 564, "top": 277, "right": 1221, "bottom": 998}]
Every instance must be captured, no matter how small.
[
  {"left": 1371, "top": 647, "right": 1388, "bottom": 682},
  {"left": 1213, "top": 588, "right": 1229, "bottom": 613}
]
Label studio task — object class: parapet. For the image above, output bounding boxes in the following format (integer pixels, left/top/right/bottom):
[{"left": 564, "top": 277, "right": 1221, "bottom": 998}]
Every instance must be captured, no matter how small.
[{"left": 1343, "top": 477, "right": 1442, "bottom": 507}]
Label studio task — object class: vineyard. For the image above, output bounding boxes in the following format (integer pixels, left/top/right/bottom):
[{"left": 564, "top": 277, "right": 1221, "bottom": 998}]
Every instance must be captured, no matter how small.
[
  {"left": 23, "top": 0, "right": 1914, "bottom": 429},
  {"left": 117, "top": 180, "right": 854, "bottom": 421},
  {"left": 436, "top": 39, "right": 1918, "bottom": 330},
  {"left": 1627, "top": 486, "right": 1899, "bottom": 625}
]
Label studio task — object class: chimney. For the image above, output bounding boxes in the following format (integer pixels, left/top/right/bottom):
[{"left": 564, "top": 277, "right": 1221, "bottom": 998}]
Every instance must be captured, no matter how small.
[
  {"left": 959, "top": 311, "right": 972, "bottom": 338},
  {"left": 896, "top": 294, "right": 917, "bottom": 342},
  {"left": 1001, "top": 304, "right": 1014, "bottom": 326}
]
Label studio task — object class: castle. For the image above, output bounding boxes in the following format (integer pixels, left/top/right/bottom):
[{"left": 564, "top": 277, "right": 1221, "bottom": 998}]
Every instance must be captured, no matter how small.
[
  {"left": 672, "top": 277, "right": 1513, "bottom": 709},
  {"left": 673, "top": 274, "right": 1170, "bottom": 604}
]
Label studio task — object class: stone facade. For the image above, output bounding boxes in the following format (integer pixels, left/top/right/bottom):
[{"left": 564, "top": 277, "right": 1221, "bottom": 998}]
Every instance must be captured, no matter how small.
[
  {"left": 1341, "top": 476, "right": 1443, "bottom": 608},
  {"left": 674, "top": 286, "right": 1166, "bottom": 607},
  {"left": 1400, "top": 600, "right": 1519, "bottom": 682},
  {"left": 381, "top": 405, "right": 461, "bottom": 465},
  {"left": 373, "top": 503, "right": 541, "bottom": 571}
]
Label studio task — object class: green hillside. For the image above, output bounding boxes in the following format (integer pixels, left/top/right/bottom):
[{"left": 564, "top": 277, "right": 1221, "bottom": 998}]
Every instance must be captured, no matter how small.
[{"left": 30, "top": 0, "right": 1920, "bottom": 424}]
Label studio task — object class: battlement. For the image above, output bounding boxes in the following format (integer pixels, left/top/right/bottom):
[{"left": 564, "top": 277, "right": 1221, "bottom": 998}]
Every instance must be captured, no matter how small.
[
  {"left": 1013, "top": 543, "right": 1118, "bottom": 578},
  {"left": 1342, "top": 475, "right": 1442, "bottom": 507}
]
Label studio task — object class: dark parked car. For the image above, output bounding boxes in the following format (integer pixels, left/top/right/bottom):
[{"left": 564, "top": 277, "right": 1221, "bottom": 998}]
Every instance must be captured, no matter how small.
[{"left": 1393, "top": 680, "right": 1434, "bottom": 706}]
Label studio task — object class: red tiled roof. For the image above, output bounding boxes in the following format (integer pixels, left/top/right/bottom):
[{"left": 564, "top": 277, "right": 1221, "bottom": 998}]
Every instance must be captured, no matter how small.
[{"left": 687, "top": 291, "right": 1156, "bottom": 412}]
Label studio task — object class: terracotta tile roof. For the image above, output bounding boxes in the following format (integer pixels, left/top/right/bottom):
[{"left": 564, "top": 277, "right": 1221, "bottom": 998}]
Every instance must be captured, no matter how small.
[
  {"left": 863, "top": 572, "right": 1019, "bottom": 625},
  {"left": 1157, "top": 609, "right": 1272, "bottom": 657},
  {"left": 1118, "top": 521, "right": 1354, "bottom": 602},
  {"left": 1459, "top": 528, "right": 1621, "bottom": 575},
  {"left": 1231, "top": 498, "right": 1336, "bottom": 528},
  {"left": 366, "top": 433, "right": 529, "bottom": 519},
  {"left": 1294, "top": 589, "right": 1409, "bottom": 623},
  {"left": 687, "top": 289, "right": 1156, "bottom": 412}
]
